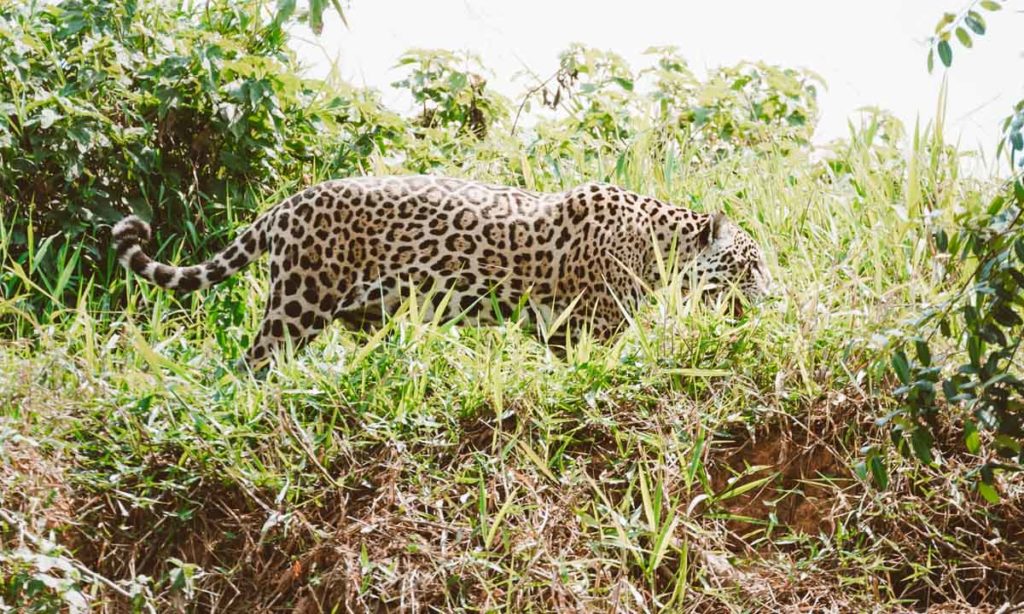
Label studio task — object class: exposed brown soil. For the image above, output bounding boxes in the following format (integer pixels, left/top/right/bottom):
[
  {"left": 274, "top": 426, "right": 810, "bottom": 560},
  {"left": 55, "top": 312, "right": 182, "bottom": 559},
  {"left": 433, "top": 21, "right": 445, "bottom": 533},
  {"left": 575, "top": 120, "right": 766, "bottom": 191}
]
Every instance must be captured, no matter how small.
[
  {"left": 4, "top": 386, "right": 1024, "bottom": 612},
  {"left": 705, "top": 388, "right": 1024, "bottom": 611},
  {"left": 709, "top": 390, "right": 861, "bottom": 540}
]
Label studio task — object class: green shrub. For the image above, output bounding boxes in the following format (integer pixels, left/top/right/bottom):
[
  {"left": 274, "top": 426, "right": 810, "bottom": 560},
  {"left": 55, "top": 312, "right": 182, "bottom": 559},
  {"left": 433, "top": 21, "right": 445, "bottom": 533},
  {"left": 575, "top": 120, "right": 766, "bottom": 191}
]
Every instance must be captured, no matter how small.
[
  {"left": 880, "top": 0, "right": 1024, "bottom": 495},
  {"left": 0, "top": 0, "right": 403, "bottom": 299},
  {"left": 389, "top": 49, "right": 512, "bottom": 172},
  {"left": 518, "top": 44, "right": 821, "bottom": 182},
  {"left": 887, "top": 179, "right": 1024, "bottom": 496}
]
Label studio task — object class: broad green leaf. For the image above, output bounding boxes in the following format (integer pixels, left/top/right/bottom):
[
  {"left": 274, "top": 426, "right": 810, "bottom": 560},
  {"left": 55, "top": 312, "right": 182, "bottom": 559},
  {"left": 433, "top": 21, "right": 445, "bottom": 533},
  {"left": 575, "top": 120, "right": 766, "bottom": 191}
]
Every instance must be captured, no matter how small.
[
  {"left": 993, "top": 303, "right": 1022, "bottom": 327},
  {"left": 981, "top": 0, "right": 1002, "bottom": 10},
  {"left": 892, "top": 349, "right": 911, "bottom": 384},
  {"left": 914, "top": 339, "right": 931, "bottom": 366},
  {"left": 965, "top": 421, "right": 981, "bottom": 454},
  {"left": 978, "top": 481, "right": 999, "bottom": 503},
  {"left": 965, "top": 12, "right": 986, "bottom": 35},
  {"left": 955, "top": 27, "right": 972, "bottom": 48},
  {"left": 937, "top": 41, "right": 953, "bottom": 67},
  {"left": 987, "top": 194, "right": 1006, "bottom": 214},
  {"left": 910, "top": 428, "right": 934, "bottom": 464}
]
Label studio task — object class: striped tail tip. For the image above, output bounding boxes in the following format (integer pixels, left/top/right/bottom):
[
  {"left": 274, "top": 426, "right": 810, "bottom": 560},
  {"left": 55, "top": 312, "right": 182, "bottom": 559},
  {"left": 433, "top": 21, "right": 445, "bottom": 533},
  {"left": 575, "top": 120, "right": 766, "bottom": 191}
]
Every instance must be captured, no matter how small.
[{"left": 112, "top": 215, "right": 152, "bottom": 267}]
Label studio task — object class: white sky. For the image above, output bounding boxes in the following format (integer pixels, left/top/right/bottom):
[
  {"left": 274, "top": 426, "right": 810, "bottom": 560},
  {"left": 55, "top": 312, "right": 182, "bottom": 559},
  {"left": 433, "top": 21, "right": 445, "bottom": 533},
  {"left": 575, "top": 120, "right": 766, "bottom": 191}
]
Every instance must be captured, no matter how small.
[{"left": 291, "top": 0, "right": 1024, "bottom": 165}]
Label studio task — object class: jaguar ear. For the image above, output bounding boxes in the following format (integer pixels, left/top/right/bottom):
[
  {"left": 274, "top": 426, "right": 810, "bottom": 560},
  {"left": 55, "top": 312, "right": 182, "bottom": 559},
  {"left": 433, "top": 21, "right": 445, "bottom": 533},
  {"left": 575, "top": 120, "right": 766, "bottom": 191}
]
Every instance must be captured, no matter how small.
[
  {"left": 701, "top": 212, "right": 729, "bottom": 246},
  {"left": 710, "top": 212, "right": 728, "bottom": 241}
]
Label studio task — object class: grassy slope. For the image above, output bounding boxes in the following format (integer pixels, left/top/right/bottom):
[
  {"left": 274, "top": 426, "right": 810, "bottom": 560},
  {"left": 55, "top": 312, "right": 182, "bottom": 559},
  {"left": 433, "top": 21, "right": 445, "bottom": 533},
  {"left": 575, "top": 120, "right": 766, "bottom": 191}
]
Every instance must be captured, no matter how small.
[{"left": 2, "top": 130, "right": 1023, "bottom": 612}]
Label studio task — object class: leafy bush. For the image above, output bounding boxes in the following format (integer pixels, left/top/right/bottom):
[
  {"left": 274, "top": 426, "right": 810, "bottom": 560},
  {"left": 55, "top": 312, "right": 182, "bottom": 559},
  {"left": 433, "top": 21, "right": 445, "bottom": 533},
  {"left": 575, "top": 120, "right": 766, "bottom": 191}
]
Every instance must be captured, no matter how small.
[
  {"left": 877, "top": 0, "right": 1024, "bottom": 496},
  {"left": 520, "top": 44, "right": 821, "bottom": 177},
  {"left": 0, "top": 0, "right": 402, "bottom": 298},
  {"left": 887, "top": 179, "right": 1024, "bottom": 495},
  {"left": 393, "top": 49, "right": 508, "bottom": 139},
  {"left": 644, "top": 47, "right": 821, "bottom": 157},
  {"left": 389, "top": 49, "right": 512, "bottom": 172}
]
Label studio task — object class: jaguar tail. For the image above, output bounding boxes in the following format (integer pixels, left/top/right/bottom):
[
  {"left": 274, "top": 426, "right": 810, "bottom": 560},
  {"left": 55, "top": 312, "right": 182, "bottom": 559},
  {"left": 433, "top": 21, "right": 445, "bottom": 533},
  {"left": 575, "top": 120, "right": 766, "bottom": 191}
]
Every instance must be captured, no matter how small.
[{"left": 112, "top": 214, "right": 271, "bottom": 292}]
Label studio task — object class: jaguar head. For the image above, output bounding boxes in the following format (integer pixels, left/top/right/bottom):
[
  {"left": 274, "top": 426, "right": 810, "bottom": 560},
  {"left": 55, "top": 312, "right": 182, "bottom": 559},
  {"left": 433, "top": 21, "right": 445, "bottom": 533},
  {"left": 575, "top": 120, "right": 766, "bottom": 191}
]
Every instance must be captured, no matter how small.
[{"left": 691, "top": 212, "right": 773, "bottom": 313}]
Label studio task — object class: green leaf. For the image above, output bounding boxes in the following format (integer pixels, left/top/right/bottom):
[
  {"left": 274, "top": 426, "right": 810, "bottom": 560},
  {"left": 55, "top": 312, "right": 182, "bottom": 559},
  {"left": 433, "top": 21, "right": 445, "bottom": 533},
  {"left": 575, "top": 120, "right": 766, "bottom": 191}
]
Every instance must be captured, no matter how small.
[
  {"left": 993, "top": 304, "right": 1022, "bottom": 327},
  {"left": 942, "top": 377, "right": 959, "bottom": 401},
  {"left": 448, "top": 72, "right": 468, "bottom": 92},
  {"left": 910, "top": 428, "right": 934, "bottom": 464},
  {"left": 612, "top": 77, "right": 634, "bottom": 91},
  {"left": 927, "top": 48, "right": 935, "bottom": 73},
  {"left": 1008, "top": 267, "right": 1024, "bottom": 287},
  {"left": 892, "top": 350, "right": 911, "bottom": 385},
  {"left": 965, "top": 421, "right": 981, "bottom": 454},
  {"left": 1014, "top": 237, "right": 1024, "bottom": 263},
  {"left": 955, "top": 27, "right": 972, "bottom": 48},
  {"left": 937, "top": 40, "right": 953, "bottom": 67},
  {"left": 935, "top": 12, "right": 956, "bottom": 33},
  {"left": 977, "top": 481, "right": 999, "bottom": 503},
  {"left": 994, "top": 434, "right": 1022, "bottom": 454},
  {"left": 309, "top": 0, "right": 325, "bottom": 34},
  {"left": 869, "top": 452, "right": 888, "bottom": 489},
  {"left": 987, "top": 194, "right": 1006, "bottom": 214},
  {"left": 330, "top": 0, "right": 350, "bottom": 27},
  {"left": 853, "top": 460, "right": 868, "bottom": 481},
  {"left": 914, "top": 339, "right": 932, "bottom": 366},
  {"left": 980, "top": 0, "right": 1002, "bottom": 10},
  {"left": 273, "top": 0, "right": 296, "bottom": 26},
  {"left": 964, "top": 304, "right": 978, "bottom": 327},
  {"left": 967, "top": 335, "right": 983, "bottom": 368},
  {"left": 965, "top": 12, "right": 986, "bottom": 35},
  {"left": 1014, "top": 179, "right": 1024, "bottom": 203}
]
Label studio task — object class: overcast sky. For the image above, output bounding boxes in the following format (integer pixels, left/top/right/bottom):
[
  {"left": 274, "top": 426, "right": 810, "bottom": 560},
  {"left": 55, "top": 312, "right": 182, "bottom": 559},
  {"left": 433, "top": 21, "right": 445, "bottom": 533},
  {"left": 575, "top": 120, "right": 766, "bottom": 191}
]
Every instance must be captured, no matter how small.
[{"left": 291, "top": 0, "right": 1024, "bottom": 167}]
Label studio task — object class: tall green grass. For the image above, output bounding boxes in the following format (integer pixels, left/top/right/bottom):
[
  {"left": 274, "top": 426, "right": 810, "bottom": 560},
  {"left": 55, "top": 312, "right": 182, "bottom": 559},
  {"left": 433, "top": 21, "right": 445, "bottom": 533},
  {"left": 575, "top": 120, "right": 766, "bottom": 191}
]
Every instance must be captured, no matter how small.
[{"left": 3, "top": 113, "right": 1021, "bottom": 612}]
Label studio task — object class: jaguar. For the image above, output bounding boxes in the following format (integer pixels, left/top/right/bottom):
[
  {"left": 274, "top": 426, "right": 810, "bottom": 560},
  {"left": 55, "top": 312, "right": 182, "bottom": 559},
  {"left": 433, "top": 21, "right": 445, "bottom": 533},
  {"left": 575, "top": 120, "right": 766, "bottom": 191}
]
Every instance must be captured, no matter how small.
[{"left": 112, "top": 175, "right": 771, "bottom": 368}]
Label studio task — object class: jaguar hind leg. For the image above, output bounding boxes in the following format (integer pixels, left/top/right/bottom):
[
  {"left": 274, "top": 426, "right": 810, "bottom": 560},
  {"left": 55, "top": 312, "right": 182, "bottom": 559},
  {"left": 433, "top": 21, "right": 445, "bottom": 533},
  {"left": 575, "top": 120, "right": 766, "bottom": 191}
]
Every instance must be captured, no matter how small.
[
  {"left": 243, "top": 308, "right": 332, "bottom": 371},
  {"left": 242, "top": 276, "right": 335, "bottom": 371}
]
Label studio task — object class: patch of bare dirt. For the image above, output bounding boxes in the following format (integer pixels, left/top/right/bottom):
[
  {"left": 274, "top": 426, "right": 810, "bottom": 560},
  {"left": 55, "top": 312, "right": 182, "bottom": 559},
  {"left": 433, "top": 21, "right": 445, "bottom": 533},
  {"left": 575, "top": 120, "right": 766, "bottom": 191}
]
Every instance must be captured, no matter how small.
[
  {"left": 709, "top": 389, "right": 864, "bottom": 540},
  {"left": 705, "top": 387, "right": 1024, "bottom": 611}
]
